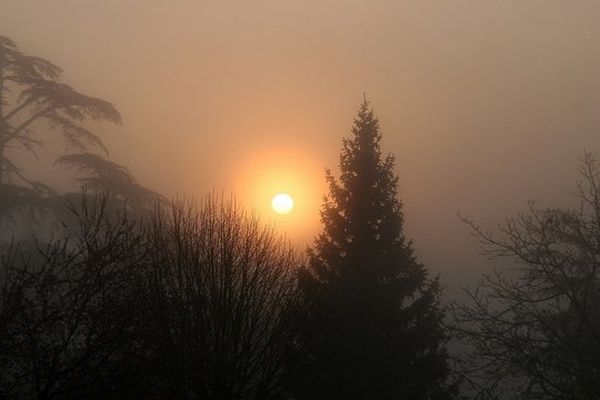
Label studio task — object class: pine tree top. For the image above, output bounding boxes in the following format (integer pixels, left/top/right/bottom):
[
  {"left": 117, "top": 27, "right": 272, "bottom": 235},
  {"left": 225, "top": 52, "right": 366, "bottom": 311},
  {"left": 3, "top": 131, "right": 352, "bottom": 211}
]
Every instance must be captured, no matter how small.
[{"left": 312, "top": 97, "right": 414, "bottom": 283}]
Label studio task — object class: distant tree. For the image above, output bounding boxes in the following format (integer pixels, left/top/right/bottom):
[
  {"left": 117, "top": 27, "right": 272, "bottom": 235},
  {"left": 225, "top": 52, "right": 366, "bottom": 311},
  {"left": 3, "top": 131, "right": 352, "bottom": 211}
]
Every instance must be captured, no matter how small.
[
  {"left": 135, "top": 195, "right": 300, "bottom": 400},
  {"left": 454, "top": 153, "right": 600, "bottom": 400},
  {"left": 0, "top": 183, "right": 54, "bottom": 233},
  {"left": 293, "top": 98, "right": 453, "bottom": 399},
  {"left": 56, "top": 152, "right": 164, "bottom": 213},
  {"left": 0, "top": 34, "right": 121, "bottom": 229},
  {"left": 0, "top": 34, "right": 120, "bottom": 188}
]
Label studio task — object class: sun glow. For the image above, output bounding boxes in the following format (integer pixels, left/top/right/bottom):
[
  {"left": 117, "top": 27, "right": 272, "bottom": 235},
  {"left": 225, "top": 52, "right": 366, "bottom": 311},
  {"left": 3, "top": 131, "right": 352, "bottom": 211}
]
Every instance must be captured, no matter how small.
[
  {"left": 230, "top": 145, "right": 326, "bottom": 244},
  {"left": 272, "top": 193, "right": 294, "bottom": 214}
]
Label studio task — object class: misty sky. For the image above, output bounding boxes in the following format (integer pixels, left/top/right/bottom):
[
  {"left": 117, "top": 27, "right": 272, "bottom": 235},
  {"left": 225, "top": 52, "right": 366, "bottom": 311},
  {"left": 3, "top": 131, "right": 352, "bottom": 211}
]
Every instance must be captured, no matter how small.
[{"left": 2, "top": 0, "right": 600, "bottom": 296}]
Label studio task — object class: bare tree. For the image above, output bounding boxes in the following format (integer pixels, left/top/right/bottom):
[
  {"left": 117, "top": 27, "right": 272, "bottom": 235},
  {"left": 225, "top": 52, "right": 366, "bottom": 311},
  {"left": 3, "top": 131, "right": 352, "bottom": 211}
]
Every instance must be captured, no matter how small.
[
  {"left": 137, "top": 195, "right": 300, "bottom": 400},
  {"left": 453, "top": 153, "right": 600, "bottom": 400},
  {"left": 1, "top": 192, "right": 301, "bottom": 400},
  {"left": 0, "top": 195, "right": 145, "bottom": 400}
]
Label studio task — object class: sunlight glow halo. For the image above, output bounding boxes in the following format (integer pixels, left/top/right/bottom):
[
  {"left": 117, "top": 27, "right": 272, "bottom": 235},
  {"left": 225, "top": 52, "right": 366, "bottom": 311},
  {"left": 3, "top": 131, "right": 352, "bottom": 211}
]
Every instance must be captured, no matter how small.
[{"left": 272, "top": 193, "right": 294, "bottom": 215}]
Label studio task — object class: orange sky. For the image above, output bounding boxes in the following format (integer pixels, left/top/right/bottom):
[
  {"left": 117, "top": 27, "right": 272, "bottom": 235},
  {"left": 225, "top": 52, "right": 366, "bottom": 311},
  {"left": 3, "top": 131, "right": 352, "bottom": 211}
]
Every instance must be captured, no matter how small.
[{"left": 3, "top": 0, "right": 600, "bottom": 294}]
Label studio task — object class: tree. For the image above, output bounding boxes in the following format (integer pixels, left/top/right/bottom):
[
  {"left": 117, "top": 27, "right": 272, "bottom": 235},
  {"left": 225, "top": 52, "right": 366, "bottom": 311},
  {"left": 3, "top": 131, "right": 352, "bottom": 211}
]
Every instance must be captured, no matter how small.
[
  {"left": 0, "top": 193, "right": 301, "bottom": 400},
  {"left": 135, "top": 195, "right": 300, "bottom": 400},
  {"left": 56, "top": 152, "right": 164, "bottom": 213},
  {"left": 0, "top": 195, "right": 146, "bottom": 400},
  {"left": 0, "top": 34, "right": 121, "bottom": 230},
  {"left": 0, "top": 35, "right": 121, "bottom": 187},
  {"left": 293, "top": 98, "right": 453, "bottom": 399},
  {"left": 454, "top": 153, "right": 600, "bottom": 400}
]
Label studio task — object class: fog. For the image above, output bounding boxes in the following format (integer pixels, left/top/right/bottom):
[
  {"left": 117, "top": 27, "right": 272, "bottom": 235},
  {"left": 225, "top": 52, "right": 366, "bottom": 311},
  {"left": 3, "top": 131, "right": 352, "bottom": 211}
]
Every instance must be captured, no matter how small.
[{"left": 3, "top": 0, "right": 600, "bottom": 296}]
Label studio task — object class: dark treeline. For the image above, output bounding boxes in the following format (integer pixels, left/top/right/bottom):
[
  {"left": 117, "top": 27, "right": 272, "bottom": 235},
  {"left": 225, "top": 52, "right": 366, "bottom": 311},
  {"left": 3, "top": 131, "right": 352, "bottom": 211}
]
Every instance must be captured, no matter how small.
[
  {"left": 0, "top": 195, "right": 298, "bottom": 399},
  {"left": 1, "top": 35, "right": 600, "bottom": 400}
]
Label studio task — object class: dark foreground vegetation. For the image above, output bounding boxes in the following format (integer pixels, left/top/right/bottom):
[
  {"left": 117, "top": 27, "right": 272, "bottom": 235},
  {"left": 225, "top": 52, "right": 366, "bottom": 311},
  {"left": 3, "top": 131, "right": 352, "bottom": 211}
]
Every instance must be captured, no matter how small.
[
  {"left": 0, "top": 195, "right": 298, "bottom": 399},
  {"left": 1, "top": 34, "right": 600, "bottom": 400}
]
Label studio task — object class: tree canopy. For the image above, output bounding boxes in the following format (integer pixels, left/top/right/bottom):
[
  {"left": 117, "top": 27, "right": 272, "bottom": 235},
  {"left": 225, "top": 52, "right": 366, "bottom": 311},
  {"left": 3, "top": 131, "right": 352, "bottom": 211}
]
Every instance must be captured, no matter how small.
[
  {"left": 293, "top": 97, "right": 454, "bottom": 400},
  {"left": 0, "top": 34, "right": 120, "bottom": 188},
  {"left": 56, "top": 153, "right": 163, "bottom": 212},
  {"left": 0, "top": 34, "right": 159, "bottom": 233}
]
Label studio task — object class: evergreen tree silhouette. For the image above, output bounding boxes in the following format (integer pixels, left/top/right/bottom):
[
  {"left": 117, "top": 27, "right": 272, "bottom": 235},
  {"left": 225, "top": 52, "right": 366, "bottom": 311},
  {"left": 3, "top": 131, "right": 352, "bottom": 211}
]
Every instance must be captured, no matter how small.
[
  {"left": 295, "top": 97, "right": 453, "bottom": 399},
  {"left": 0, "top": 34, "right": 121, "bottom": 188}
]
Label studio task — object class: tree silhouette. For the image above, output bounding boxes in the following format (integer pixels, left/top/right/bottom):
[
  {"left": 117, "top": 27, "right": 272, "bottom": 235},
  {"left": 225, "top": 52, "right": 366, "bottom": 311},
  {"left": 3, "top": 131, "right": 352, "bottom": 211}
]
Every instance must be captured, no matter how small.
[
  {"left": 132, "top": 195, "right": 300, "bottom": 399},
  {"left": 0, "top": 194, "right": 301, "bottom": 400},
  {"left": 454, "top": 153, "right": 600, "bottom": 400},
  {"left": 293, "top": 98, "right": 453, "bottom": 399},
  {"left": 56, "top": 153, "right": 164, "bottom": 213},
  {"left": 0, "top": 34, "right": 122, "bottom": 231},
  {"left": 0, "top": 196, "right": 145, "bottom": 400},
  {"left": 0, "top": 35, "right": 120, "bottom": 188}
]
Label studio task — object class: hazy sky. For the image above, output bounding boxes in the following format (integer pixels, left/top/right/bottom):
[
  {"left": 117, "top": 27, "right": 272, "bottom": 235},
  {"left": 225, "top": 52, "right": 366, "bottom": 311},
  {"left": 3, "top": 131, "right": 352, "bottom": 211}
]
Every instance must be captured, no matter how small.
[{"left": 3, "top": 0, "right": 600, "bottom": 295}]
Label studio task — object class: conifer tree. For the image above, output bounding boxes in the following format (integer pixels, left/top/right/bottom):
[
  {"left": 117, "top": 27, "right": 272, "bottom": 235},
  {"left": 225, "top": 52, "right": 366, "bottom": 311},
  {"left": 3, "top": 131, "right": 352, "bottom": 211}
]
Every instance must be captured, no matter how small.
[
  {"left": 0, "top": 35, "right": 121, "bottom": 188},
  {"left": 295, "top": 98, "right": 453, "bottom": 399}
]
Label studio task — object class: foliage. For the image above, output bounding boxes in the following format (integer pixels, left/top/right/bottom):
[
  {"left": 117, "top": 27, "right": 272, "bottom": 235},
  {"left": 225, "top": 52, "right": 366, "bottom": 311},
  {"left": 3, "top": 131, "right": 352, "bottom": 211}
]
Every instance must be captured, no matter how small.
[
  {"left": 293, "top": 98, "right": 454, "bottom": 399},
  {"left": 0, "top": 34, "right": 162, "bottom": 236},
  {"left": 454, "top": 153, "right": 600, "bottom": 400},
  {"left": 0, "top": 34, "right": 121, "bottom": 187},
  {"left": 56, "top": 153, "right": 164, "bottom": 213}
]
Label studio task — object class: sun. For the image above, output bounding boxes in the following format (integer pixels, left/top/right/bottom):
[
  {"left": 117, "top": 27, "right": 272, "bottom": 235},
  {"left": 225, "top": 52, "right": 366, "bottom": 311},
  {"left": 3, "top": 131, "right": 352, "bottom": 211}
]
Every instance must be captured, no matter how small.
[{"left": 272, "top": 193, "right": 294, "bottom": 215}]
